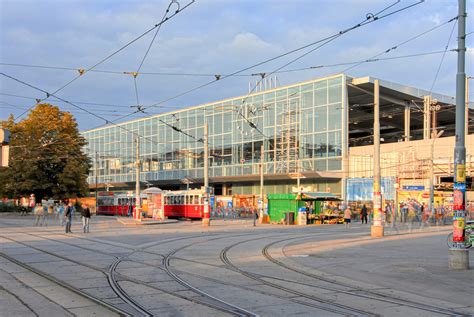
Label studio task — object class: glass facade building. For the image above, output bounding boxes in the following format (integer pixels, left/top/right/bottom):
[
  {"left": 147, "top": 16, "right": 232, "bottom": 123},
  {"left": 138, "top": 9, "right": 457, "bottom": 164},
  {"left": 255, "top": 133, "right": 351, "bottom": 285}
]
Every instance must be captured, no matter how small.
[{"left": 83, "top": 74, "right": 348, "bottom": 195}]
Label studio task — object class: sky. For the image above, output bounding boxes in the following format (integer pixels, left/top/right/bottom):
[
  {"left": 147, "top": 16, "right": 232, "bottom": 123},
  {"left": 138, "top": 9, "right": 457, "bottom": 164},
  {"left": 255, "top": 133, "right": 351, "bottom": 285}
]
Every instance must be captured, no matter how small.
[{"left": 1, "top": 0, "right": 473, "bottom": 132}]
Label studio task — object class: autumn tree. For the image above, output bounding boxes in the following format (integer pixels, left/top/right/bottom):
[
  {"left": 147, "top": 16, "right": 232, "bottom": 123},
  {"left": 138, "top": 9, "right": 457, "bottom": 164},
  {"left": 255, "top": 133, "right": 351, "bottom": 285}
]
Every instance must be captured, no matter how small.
[{"left": 0, "top": 104, "right": 90, "bottom": 200}]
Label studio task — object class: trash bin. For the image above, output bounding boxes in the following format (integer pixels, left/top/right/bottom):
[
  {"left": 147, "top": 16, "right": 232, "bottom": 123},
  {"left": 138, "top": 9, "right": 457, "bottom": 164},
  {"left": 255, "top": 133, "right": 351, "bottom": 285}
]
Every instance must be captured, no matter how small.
[{"left": 285, "top": 212, "right": 295, "bottom": 225}]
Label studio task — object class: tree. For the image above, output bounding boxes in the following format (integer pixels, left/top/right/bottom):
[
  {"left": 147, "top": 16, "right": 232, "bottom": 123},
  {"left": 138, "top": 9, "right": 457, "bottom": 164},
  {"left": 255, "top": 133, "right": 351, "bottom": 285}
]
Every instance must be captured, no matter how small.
[{"left": 0, "top": 104, "right": 91, "bottom": 200}]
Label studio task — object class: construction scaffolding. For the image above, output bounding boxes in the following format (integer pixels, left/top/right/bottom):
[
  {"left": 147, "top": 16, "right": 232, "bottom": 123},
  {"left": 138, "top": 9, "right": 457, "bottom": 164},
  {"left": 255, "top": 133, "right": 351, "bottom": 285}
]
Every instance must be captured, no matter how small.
[{"left": 275, "top": 96, "right": 301, "bottom": 174}]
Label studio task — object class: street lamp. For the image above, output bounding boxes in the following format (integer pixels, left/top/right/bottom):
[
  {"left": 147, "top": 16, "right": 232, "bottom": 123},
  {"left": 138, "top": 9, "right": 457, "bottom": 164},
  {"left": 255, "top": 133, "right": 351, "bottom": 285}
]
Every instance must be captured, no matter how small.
[{"left": 429, "top": 130, "right": 444, "bottom": 216}]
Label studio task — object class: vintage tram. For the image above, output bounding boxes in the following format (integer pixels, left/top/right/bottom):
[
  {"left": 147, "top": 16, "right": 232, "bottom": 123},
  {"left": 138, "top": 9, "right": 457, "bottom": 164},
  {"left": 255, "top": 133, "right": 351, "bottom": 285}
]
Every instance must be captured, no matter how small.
[
  {"left": 96, "top": 189, "right": 205, "bottom": 219},
  {"left": 164, "top": 189, "right": 204, "bottom": 219},
  {"left": 96, "top": 192, "right": 147, "bottom": 216}
]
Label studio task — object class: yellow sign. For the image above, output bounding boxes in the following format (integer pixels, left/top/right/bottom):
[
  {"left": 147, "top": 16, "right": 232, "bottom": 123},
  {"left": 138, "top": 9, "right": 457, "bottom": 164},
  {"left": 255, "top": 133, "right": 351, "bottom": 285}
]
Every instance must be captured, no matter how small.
[{"left": 456, "top": 164, "right": 466, "bottom": 183}]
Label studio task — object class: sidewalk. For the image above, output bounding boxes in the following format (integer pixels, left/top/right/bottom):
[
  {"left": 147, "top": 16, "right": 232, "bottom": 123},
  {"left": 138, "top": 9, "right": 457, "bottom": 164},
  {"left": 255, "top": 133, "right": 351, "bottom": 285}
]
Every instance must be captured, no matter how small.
[{"left": 284, "top": 226, "right": 473, "bottom": 313}]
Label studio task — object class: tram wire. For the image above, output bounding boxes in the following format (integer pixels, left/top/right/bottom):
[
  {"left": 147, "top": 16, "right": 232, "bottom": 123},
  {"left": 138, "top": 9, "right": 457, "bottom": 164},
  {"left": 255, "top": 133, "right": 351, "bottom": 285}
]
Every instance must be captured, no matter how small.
[
  {"left": 428, "top": 17, "right": 458, "bottom": 96},
  {"left": 11, "top": 0, "right": 195, "bottom": 122},
  {"left": 110, "top": 0, "right": 425, "bottom": 127},
  {"left": 0, "top": 49, "right": 452, "bottom": 79}
]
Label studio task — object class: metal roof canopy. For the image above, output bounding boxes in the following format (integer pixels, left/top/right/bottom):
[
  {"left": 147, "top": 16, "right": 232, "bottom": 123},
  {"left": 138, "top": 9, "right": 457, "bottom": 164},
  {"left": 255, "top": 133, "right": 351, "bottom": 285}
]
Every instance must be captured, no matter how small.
[{"left": 347, "top": 76, "right": 473, "bottom": 147}]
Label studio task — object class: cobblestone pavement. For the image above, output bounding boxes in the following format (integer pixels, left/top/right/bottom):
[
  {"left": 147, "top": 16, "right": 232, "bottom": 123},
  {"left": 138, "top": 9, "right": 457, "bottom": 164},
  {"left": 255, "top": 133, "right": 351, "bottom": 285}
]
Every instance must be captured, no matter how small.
[{"left": 0, "top": 213, "right": 472, "bottom": 316}]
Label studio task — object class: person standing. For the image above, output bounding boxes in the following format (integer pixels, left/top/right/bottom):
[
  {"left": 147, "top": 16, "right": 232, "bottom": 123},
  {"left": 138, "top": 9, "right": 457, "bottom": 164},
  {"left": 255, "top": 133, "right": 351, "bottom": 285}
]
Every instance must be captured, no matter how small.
[
  {"left": 81, "top": 203, "right": 91, "bottom": 233},
  {"left": 20, "top": 196, "right": 28, "bottom": 216},
  {"left": 34, "top": 203, "right": 43, "bottom": 226},
  {"left": 65, "top": 202, "right": 73, "bottom": 233},
  {"left": 361, "top": 204, "right": 368, "bottom": 224},
  {"left": 28, "top": 194, "right": 36, "bottom": 213},
  {"left": 344, "top": 206, "right": 352, "bottom": 228}
]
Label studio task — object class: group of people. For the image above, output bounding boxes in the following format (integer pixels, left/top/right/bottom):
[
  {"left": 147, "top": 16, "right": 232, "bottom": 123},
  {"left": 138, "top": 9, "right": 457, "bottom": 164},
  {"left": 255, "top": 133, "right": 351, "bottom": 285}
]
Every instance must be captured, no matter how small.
[
  {"left": 20, "top": 194, "right": 92, "bottom": 233},
  {"left": 399, "top": 199, "right": 451, "bottom": 225}
]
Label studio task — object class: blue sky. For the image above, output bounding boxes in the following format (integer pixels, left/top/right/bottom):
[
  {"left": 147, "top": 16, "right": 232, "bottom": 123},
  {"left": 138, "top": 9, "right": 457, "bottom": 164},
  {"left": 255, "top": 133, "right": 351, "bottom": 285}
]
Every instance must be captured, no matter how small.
[{"left": 1, "top": 0, "right": 473, "bottom": 131}]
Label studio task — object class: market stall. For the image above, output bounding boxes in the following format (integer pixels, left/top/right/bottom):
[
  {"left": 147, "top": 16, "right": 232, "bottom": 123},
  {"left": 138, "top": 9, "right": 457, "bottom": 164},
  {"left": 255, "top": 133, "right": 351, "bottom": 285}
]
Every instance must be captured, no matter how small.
[{"left": 267, "top": 192, "right": 340, "bottom": 225}]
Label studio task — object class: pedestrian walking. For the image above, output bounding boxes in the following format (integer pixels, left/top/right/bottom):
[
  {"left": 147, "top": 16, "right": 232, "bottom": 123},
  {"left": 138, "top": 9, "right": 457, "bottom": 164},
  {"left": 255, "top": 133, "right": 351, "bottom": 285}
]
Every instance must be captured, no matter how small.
[
  {"left": 41, "top": 202, "right": 49, "bottom": 226},
  {"left": 81, "top": 203, "right": 91, "bottom": 233},
  {"left": 253, "top": 208, "right": 258, "bottom": 227},
  {"left": 47, "top": 201, "right": 54, "bottom": 226},
  {"left": 65, "top": 202, "right": 73, "bottom": 233},
  {"left": 401, "top": 202, "right": 408, "bottom": 223},
  {"left": 361, "top": 204, "right": 368, "bottom": 224},
  {"left": 57, "top": 203, "right": 65, "bottom": 225},
  {"left": 34, "top": 203, "right": 44, "bottom": 226},
  {"left": 344, "top": 206, "right": 352, "bottom": 228}
]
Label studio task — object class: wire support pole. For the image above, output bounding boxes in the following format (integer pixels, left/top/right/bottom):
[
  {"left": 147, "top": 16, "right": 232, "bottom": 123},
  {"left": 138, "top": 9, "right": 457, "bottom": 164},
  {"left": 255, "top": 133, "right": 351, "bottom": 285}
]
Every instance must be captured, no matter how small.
[
  {"left": 95, "top": 151, "right": 99, "bottom": 214},
  {"left": 371, "top": 79, "right": 384, "bottom": 238},
  {"left": 202, "top": 122, "right": 210, "bottom": 227},
  {"left": 449, "top": 0, "right": 469, "bottom": 270},
  {"left": 135, "top": 136, "right": 141, "bottom": 220}
]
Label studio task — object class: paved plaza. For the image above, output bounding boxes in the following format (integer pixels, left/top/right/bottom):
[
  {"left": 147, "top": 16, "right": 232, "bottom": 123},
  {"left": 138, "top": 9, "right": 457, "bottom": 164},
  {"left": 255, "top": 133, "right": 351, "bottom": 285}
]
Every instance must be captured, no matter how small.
[{"left": 0, "top": 213, "right": 472, "bottom": 317}]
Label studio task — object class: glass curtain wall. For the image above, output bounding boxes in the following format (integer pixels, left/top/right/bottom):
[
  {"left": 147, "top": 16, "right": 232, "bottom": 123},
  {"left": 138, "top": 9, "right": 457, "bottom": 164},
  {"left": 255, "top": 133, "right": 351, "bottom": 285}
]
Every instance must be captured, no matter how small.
[{"left": 83, "top": 75, "right": 345, "bottom": 184}]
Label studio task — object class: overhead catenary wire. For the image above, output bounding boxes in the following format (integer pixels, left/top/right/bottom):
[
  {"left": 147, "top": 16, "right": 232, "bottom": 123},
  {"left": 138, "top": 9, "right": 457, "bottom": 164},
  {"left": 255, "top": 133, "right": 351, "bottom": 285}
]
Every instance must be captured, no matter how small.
[
  {"left": 111, "top": 0, "right": 425, "bottom": 126},
  {"left": 129, "top": 0, "right": 180, "bottom": 114},
  {"left": 1, "top": 72, "right": 175, "bottom": 149},
  {"left": 0, "top": 50, "right": 451, "bottom": 78},
  {"left": 237, "top": 0, "right": 425, "bottom": 140},
  {"left": 11, "top": 0, "right": 195, "bottom": 121},
  {"left": 341, "top": 15, "right": 459, "bottom": 74},
  {"left": 428, "top": 18, "right": 458, "bottom": 95}
]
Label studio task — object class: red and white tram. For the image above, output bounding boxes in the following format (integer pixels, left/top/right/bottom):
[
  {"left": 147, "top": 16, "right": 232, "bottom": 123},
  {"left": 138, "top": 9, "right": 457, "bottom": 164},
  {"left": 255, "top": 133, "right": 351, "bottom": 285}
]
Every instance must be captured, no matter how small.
[
  {"left": 97, "top": 192, "right": 147, "bottom": 216},
  {"left": 164, "top": 189, "right": 204, "bottom": 219},
  {"left": 97, "top": 189, "right": 206, "bottom": 219}
]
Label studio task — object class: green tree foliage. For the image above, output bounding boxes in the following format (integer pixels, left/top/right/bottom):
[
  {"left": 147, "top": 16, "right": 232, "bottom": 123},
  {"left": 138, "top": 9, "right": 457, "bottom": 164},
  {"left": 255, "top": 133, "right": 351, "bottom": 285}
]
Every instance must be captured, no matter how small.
[{"left": 0, "top": 104, "right": 90, "bottom": 200}]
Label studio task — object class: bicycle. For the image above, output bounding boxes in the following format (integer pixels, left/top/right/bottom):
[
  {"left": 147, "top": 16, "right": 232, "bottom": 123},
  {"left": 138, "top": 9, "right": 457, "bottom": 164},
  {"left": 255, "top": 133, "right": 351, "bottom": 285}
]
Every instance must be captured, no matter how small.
[{"left": 447, "top": 220, "right": 474, "bottom": 248}]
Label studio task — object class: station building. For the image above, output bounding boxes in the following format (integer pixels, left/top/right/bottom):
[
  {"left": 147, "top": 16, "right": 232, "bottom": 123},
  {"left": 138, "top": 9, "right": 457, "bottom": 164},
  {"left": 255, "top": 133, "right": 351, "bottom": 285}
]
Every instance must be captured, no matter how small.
[{"left": 82, "top": 74, "right": 473, "bottom": 203}]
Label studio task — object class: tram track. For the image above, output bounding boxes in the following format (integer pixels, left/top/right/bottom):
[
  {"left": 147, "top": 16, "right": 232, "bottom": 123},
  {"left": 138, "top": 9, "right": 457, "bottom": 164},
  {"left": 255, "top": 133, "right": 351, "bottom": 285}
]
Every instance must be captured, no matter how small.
[
  {"left": 0, "top": 231, "right": 262, "bottom": 316},
  {"left": 0, "top": 252, "right": 131, "bottom": 316},
  {"left": 219, "top": 237, "right": 378, "bottom": 317},
  {"left": 263, "top": 236, "right": 471, "bottom": 317},
  {"left": 161, "top": 232, "right": 263, "bottom": 317}
]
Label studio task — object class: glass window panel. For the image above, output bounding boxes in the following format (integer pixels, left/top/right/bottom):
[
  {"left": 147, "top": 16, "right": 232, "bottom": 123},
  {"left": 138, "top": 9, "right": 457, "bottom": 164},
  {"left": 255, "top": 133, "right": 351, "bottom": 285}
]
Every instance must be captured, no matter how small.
[
  {"left": 328, "top": 85, "right": 342, "bottom": 104},
  {"left": 302, "top": 108, "right": 313, "bottom": 133},
  {"left": 314, "top": 106, "right": 327, "bottom": 131},
  {"left": 328, "top": 76, "right": 342, "bottom": 86},
  {"left": 314, "top": 159, "right": 327, "bottom": 171},
  {"left": 301, "top": 134, "right": 313, "bottom": 159},
  {"left": 315, "top": 87, "right": 327, "bottom": 106},
  {"left": 314, "top": 79, "right": 327, "bottom": 90},
  {"left": 302, "top": 91, "right": 313, "bottom": 109},
  {"left": 314, "top": 133, "right": 327, "bottom": 157},
  {"left": 328, "top": 103, "right": 342, "bottom": 130},
  {"left": 328, "top": 131, "right": 342, "bottom": 157}
]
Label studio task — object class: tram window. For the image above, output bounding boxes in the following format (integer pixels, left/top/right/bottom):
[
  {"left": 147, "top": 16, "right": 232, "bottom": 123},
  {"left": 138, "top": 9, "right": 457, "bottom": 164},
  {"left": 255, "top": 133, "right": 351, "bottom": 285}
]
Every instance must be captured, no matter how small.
[
  {"left": 185, "top": 195, "right": 189, "bottom": 204},
  {"left": 193, "top": 195, "right": 199, "bottom": 204},
  {"left": 200, "top": 196, "right": 204, "bottom": 205},
  {"left": 179, "top": 195, "right": 184, "bottom": 205}
]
